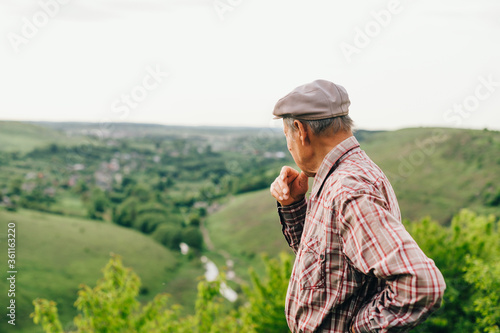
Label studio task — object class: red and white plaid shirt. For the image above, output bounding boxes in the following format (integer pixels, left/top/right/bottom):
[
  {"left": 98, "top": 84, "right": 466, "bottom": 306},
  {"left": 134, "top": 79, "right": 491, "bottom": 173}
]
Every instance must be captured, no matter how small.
[{"left": 278, "top": 136, "right": 446, "bottom": 333}]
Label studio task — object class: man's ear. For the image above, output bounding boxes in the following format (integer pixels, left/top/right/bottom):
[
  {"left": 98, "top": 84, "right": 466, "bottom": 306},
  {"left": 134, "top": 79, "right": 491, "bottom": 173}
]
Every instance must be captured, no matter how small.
[{"left": 294, "top": 120, "right": 310, "bottom": 146}]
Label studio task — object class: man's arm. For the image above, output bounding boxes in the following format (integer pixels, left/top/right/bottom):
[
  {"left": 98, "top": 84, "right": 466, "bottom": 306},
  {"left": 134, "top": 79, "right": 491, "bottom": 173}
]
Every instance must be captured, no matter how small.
[
  {"left": 339, "top": 191, "right": 446, "bottom": 333},
  {"left": 278, "top": 198, "right": 307, "bottom": 254},
  {"left": 271, "top": 166, "right": 309, "bottom": 253}
]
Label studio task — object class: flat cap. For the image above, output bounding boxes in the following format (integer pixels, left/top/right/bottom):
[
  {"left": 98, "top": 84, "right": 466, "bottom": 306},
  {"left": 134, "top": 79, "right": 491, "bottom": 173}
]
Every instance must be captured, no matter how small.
[{"left": 273, "top": 79, "right": 350, "bottom": 120}]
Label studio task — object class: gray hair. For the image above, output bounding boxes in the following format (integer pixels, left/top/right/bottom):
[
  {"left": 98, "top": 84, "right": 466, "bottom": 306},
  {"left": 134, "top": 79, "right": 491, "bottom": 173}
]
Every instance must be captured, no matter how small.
[{"left": 283, "top": 115, "right": 355, "bottom": 136}]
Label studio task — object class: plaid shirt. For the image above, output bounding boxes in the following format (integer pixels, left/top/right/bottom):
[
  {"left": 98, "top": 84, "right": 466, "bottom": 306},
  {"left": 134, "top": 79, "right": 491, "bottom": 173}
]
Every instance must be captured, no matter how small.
[{"left": 278, "top": 136, "right": 445, "bottom": 333}]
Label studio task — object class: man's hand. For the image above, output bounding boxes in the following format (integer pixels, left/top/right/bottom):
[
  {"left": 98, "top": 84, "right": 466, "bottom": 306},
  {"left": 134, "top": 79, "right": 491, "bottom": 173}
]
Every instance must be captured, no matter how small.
[{"left": 270, "top": 166, "right": 309, "bottom": 206}]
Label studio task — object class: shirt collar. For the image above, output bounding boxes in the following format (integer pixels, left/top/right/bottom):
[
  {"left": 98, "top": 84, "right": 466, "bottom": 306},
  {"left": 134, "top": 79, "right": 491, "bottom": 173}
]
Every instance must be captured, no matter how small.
[{"left": 310, "top": 136, "right": 360, "bottom": 199}]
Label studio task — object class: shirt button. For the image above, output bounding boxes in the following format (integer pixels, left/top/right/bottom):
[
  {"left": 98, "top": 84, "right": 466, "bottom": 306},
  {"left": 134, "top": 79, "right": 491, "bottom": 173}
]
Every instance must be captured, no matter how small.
[{"left": 320, "top": 254, "right": 324, "bottom": 260}]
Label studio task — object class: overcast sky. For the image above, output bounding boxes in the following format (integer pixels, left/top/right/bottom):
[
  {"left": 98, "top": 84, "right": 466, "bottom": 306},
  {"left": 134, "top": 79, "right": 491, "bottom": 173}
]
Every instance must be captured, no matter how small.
[{"left": 1, "top": 0, "right": 499, "bottom": 130}]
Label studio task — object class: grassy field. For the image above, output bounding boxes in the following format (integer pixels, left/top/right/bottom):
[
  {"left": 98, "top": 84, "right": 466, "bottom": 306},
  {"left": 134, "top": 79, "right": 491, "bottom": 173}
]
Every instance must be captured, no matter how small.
[
  {"left": 0, "top": 121, "right": 83, "bottom": 153},
  {"left": 50, "top": 193, "right": 88, "bottom": 217},
  {"left": 0, "top": 209, "right": 199, "bottom": 333},
  {"left": 206, "top": 190, "right": 290, "bottom": 257}
]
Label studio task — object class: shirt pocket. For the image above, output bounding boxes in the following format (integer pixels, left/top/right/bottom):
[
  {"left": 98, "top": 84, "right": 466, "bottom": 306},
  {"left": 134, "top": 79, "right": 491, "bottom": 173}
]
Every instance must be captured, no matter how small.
[{"left": 298, "top": 235, "right": 326, "bottom": 290}]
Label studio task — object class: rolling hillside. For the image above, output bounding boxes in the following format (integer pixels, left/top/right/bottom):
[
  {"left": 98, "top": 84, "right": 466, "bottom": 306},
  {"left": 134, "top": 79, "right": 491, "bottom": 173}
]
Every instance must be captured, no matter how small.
[
  {"left": 1, "top": 122, "right": 498, "bottom": 332},
  {"left": 0, "top": 209, "right": 202, "bottom": 333}
]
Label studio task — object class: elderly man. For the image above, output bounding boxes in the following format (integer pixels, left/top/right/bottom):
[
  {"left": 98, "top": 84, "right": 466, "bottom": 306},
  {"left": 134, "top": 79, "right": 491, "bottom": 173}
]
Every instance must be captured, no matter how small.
[{"left": 270, "top": 80, "right": 445, "bottom": 333}]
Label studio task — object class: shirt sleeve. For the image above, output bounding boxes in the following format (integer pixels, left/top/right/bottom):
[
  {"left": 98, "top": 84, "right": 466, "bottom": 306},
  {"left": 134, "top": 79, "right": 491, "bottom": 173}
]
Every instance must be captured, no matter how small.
[
  {"left": 277, "top": 198, "right": 307, "bottom": 254},
  {"left": 338, "top": 190, "right": 446, "bottom": 333}
]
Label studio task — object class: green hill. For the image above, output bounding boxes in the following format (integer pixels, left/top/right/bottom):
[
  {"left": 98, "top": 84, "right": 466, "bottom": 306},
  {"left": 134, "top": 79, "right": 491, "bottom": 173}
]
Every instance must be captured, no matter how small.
[
  {"left": 361, "top": 128, "right": 500, "bottom": 222},
  {"left": 0, "top": 121, "right": 84, "bottom": 153},
  {"left": 0, "top": 209, "right": 202, "bottom": 333}
]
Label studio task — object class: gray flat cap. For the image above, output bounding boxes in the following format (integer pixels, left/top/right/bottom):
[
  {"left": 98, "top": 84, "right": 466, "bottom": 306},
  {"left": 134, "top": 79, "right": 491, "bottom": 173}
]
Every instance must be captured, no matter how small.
[{"left": 273, "top": 79, "right": 350, "bottom": 120}]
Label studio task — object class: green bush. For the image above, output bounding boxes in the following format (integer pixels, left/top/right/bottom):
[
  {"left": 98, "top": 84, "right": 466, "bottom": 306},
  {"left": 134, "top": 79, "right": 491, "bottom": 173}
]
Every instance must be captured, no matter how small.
[
  {"left": 182, "top": 226, "right": 203, "bottom": 251},
  {"left": 406, "top": 210, "right": 499, "bottom": 333},
  {"left": 152, "top": 224, "right": 183, "bottom": 250},
  {"left": 113, "top": 197, "right": 138, "bottom": 227},
  {"left": 134, "top": 213, "right": 167, "bottom": 234}
]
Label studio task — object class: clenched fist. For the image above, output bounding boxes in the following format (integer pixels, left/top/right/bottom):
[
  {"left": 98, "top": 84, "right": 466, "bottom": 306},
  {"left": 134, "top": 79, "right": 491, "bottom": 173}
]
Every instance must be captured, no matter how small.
[{"left": 270, "top": 166, "right": 309, "bottom": 206}]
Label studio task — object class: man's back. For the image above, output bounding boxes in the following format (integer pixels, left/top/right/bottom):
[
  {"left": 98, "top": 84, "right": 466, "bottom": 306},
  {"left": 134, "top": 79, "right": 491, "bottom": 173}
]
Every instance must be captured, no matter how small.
[{"left": 279, "top": 136, "right": 445, "bottom": 332}]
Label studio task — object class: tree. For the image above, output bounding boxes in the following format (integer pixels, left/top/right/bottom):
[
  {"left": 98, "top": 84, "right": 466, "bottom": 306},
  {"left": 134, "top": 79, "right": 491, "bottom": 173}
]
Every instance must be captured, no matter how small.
[
  {"left": 32, "top": 255, "right": 188, "bottom": 333},
  {"left": 128, "top": 184, "right": 153, "bottom": 203},
  {"left": 182, "top": 226, "right": 203, "bottom": 251},
  {"left": 8, "top": 177, "right": 22, "bottom": 195},
  {"left": 152, "top": 224, "right": 183, "bottom": 250},
  {"left": 73, "top": 179, "right": 89, "bottom": 195},
  {"left": 134, "top": 213, "right": 166, "bottom": 234},
  {"left": 464, "top": 257, "right": 500, "bottom": 333},
  {"left": 239, "top": 253, "right": 292, "bottom": 333},
  {"left": 113, "top": 197, "right": 138, "bottom": 227},
  {"left": 87, "top": 187, "right": 110, "bottom": 220}
]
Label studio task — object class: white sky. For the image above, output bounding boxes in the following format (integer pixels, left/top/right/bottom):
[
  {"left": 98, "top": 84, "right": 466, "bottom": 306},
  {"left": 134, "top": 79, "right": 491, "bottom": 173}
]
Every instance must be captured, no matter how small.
[{"left": 1, "top": 0, "right": 499, "bottom": 130}]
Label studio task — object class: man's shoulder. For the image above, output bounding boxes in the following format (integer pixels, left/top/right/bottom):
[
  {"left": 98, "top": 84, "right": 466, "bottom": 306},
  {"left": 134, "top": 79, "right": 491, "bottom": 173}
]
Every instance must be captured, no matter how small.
[{"left": 325, "top": 150, "right": 388, "bottom": 198}]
